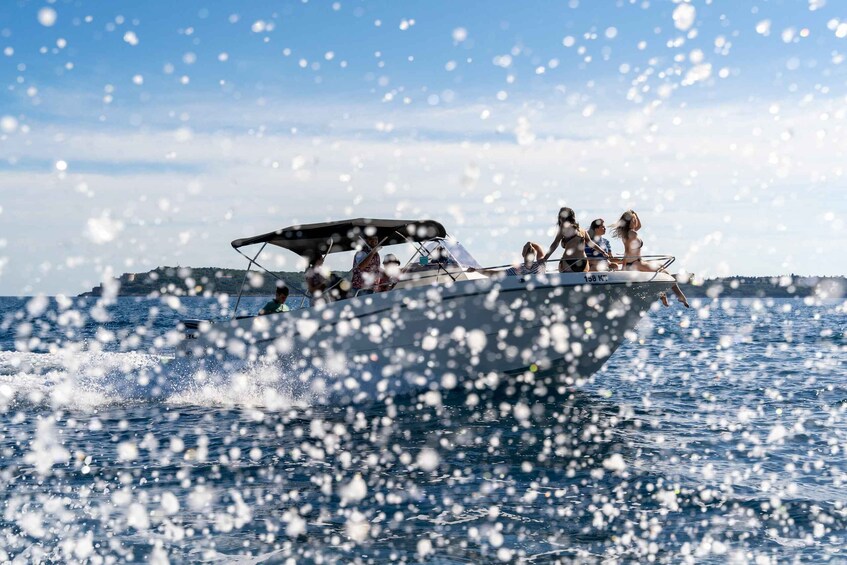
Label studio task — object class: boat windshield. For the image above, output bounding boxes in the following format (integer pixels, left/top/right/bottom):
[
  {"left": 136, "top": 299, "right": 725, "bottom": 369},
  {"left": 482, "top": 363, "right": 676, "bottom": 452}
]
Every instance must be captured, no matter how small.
[{"left": 405, "top": 238, "right": 482, "bottom": 270}]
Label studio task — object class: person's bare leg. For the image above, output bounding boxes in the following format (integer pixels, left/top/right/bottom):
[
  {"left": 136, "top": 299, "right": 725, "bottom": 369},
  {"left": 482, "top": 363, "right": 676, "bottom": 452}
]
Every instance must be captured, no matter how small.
[
  {"left": 659, "top": 292, "right": 669, "bottom": 307},
  {"left": 633, "top": 261, "right": 685, "bottom": 307},
  {"left": 671, "top": 283, "right": 689, "bottom": 308}
]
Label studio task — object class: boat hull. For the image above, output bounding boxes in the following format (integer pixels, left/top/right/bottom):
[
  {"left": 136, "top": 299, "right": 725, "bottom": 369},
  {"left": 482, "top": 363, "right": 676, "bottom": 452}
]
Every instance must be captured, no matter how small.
[{"left": 178, "top": 271, "right": 675, "bottom": 401}]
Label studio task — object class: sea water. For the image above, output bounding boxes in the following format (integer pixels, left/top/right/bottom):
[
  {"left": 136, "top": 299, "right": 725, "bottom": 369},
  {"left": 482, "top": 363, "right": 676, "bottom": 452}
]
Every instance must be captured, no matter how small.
[{"left": 0, "top": 295, "right": 844, "bottom": 563}]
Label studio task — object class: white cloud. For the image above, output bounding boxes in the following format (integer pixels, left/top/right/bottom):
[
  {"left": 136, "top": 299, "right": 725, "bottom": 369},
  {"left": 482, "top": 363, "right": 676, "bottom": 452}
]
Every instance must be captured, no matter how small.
[{"left": 0, "top": 94, "right": 845, "bottom": 293}]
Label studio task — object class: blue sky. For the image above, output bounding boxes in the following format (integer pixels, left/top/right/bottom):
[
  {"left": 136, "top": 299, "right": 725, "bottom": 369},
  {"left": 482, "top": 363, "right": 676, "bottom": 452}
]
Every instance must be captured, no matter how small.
[{"left": 1, "top": 0, "right": 846, "bottom": 294}]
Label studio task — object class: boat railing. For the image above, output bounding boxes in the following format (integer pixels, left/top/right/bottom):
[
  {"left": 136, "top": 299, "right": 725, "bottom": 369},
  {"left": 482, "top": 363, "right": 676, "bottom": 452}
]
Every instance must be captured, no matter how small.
[{"left": 473, "top": 254, "right": 677, "bottom": 273}]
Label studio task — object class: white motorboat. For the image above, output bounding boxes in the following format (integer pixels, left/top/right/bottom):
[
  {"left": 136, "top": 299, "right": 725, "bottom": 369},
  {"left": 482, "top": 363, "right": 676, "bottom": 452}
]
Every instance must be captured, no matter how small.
[{"left": 177, "top": 218, "right": 677, "bottom": 401}]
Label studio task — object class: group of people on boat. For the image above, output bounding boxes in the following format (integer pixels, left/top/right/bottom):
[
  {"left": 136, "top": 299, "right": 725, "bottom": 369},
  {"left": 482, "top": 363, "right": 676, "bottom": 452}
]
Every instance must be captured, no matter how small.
[
  {"left": 347, "top": 235, "right": 403, "bottom": 295},
  {"left": 472, "top": 207, "right": 687, "bottom": 307},
  {"left": 543, "top": 207, "right": 688, "bottom": 307},
  {"left": 296, "top": 235, "right": 401, "bottom": 303},
  {"left": 258, "top": 207, "right": 688, "bottom": 315}
]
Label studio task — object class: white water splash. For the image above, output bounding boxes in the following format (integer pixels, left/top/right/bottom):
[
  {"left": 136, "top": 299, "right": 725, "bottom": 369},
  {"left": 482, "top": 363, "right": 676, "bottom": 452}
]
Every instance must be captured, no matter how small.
[{"left": 0, "top": 350, "right": 312, "bottom": 411}]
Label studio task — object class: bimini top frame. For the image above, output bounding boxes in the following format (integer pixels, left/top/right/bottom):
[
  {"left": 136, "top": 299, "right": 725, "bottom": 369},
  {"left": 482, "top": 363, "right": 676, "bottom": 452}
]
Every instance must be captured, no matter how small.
[
  {"left": 231, "top": 218, "right": 447, "bottom": 263},
  {"left": 229, "top": 218, "right": 448, "bottom": 317}
]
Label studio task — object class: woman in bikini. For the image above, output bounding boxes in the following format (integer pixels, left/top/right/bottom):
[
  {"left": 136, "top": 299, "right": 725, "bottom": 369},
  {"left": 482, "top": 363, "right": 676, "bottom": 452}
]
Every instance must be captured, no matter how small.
[
  {"left": 612, "top": 209, "right": 689, "bottom": 308},
  {"left": 543, "top": 207, "right": 612, "bottom": 272}
]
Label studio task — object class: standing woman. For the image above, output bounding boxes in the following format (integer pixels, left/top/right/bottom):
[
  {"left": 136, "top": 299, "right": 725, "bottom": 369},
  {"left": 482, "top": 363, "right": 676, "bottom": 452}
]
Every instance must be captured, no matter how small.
[
  {"left": 612, "top": 210, "right": 689, "bottom": 308},
  {"left": 543, "top": 207, "right": 612, "bottom": 272},
  {"left": 351, "top": 235, "right": 382, "bottom": 295}
]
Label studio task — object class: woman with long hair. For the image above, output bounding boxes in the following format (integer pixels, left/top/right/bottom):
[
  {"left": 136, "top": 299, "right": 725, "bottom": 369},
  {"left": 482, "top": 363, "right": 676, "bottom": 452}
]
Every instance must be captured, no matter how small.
[
  {"left": 612, "top": 209, "right": 689, "bottom": 307},
  {"left": 543, "top": 207, "right": 612, "bottom": 273}
]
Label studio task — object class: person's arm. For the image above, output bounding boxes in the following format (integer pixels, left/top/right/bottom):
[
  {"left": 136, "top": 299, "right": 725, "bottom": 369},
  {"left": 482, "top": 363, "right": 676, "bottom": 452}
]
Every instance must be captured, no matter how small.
[
  {"left": 353, "top": 249, "right": 377, "bottom": 269},
  {"left": 542, "top": 233, "right": 562, "bottom": 261},
  {"left": 353, "top": 237, "right": 388, "bottom": 268},
  {"left": 584, "top": 231, "right": 612, "bottom": 259},
  {"left": 603, "top": 239, "right": 620, "bottom": 267},
  {"left": 258, "top": 301, "right": 274, "bottom": 316}
]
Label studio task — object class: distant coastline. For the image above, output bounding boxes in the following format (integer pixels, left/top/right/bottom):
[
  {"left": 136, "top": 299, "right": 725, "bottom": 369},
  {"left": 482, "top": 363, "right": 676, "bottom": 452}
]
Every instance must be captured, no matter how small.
[
  {"left": 78, "top": 267, "right": 846, "bottom": 299},
  {"left": 79, "top": 266, "right": 322, "bottom": 298}
]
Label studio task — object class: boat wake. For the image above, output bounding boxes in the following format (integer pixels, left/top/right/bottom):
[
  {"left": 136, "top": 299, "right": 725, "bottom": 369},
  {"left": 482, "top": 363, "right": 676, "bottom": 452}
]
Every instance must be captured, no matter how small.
[{"left": 0, "top": 350, "right": 315, "bottom": 411}]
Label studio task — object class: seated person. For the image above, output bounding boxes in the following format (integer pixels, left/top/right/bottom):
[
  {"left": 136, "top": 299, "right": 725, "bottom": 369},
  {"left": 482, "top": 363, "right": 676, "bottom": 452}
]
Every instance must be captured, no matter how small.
[
  {"left": 259, "top": 283, "right": 290, "bottom": 315},
  {"left": 586, "top": 219, "right": 616, "bottom": 271},
  {"left": 375, "top": 254, "right": 402, "bottom": 292},
  {"left": 468, "top": 241, "right": 547, "bottom": 277},
  {"left": 543, "top": 207, "right": 612, "bottom": 272},
  {"left": 506, "top": 241, "right": 546, "bottom": 276},
  {"left": 613, "top": 209, "right": 689, "bottom": 307},
  {"left": 305, "top": 256, "right": 330, "bottom": 300}
]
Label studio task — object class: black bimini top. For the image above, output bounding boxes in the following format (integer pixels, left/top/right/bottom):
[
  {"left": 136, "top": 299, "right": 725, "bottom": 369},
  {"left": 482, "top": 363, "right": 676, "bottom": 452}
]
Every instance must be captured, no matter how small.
[{"left": 231, "top": 218, "right": 447, "bottom": 261}]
